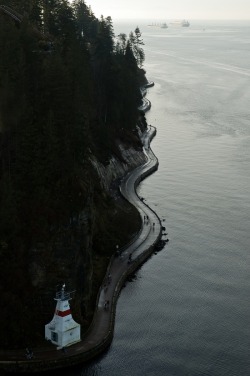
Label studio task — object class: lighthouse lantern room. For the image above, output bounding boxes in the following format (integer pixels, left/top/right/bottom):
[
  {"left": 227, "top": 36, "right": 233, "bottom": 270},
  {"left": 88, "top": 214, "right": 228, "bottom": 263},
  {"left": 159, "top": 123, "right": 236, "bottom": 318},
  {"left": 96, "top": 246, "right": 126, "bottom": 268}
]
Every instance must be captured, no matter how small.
[{"left": 45, "top": 284, "right": 81, "bottom": 348}]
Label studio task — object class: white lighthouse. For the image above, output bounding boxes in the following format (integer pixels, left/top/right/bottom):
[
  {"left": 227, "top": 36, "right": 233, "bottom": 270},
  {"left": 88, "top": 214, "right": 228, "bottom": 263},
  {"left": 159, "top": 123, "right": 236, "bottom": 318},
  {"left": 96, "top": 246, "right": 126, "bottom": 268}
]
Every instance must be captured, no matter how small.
[{"left": 45, "top": 284, "right": 81, "bottom": 348}]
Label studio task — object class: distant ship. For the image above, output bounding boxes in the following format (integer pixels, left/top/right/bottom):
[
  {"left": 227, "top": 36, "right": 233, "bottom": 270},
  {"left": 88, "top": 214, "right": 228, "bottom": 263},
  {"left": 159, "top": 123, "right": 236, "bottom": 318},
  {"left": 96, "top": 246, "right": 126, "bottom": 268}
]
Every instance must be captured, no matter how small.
[
  {"left": 147, "top": 22, "right": 160, "bottom": 27},
  {"left": 181, "top": 20, "right": 190, "bottom": 27},
  {"left": 170, "top": 19, "right": 190, "bottom": 27},
  {"left": 161, "top": 22, "right": 168, "bottom": 29},
  {"left": 147, "top": 22, "right": 168, "bottom": 28}
]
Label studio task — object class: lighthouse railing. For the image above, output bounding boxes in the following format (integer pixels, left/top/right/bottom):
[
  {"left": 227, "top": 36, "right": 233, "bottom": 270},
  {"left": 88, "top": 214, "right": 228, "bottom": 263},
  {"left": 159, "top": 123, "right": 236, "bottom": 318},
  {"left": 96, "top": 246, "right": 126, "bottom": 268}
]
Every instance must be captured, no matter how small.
[{"left": 55, "top": 291, "right": 71, "bottom": 301}]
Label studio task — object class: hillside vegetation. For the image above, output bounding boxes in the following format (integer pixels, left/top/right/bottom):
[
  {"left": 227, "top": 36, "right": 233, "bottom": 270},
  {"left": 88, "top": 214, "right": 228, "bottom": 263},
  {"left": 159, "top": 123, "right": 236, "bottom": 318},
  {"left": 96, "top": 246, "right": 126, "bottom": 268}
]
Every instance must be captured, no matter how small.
[{"left": 0, "top": 0, "right": 148, "bottom": 348}]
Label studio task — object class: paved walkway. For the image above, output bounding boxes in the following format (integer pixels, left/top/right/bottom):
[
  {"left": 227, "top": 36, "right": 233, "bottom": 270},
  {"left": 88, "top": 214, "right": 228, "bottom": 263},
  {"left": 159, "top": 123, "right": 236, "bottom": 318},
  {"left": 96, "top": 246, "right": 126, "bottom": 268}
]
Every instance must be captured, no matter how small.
[{"left": 0, "top": 119, "right": 162, "bottom": 373}]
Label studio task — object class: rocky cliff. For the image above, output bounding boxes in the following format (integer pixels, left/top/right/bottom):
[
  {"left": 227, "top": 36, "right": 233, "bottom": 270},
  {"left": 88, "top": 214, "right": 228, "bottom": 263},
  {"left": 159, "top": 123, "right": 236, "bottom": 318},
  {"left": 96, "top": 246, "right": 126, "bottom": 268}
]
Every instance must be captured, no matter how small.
[{"left": 19, "top": 118, "right": 148, "bottom": 349}]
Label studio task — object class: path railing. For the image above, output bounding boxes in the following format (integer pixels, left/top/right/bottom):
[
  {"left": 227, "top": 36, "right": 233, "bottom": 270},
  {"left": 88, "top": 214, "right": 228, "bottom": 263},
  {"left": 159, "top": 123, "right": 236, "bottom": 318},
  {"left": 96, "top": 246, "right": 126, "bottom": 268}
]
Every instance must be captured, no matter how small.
[{"left": 0, "top": 5, "right": 23, "bottom": 23}]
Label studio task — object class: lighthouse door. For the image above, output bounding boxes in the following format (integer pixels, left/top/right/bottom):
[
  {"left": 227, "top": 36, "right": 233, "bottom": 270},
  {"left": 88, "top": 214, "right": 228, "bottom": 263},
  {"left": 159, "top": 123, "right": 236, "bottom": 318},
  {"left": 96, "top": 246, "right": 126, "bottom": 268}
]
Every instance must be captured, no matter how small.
[{"left": 51, "top": 331, "right": 58, "bottom": 343}]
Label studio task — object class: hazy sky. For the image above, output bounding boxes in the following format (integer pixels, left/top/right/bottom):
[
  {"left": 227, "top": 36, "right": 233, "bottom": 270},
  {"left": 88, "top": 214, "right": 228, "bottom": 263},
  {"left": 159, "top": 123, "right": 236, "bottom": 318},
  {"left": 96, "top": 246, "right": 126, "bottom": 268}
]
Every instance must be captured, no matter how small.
[{"left": 85, "top": 0, "right": 250, "bottom": 20}]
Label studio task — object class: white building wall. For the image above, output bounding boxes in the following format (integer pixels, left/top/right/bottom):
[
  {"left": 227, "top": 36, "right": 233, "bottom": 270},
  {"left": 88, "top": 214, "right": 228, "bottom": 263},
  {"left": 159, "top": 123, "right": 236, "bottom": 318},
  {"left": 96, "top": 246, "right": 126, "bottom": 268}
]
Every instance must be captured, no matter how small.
[
  {"left": 61, "top": 326, "right": 81, "bottom": 347},
  {"left": 45, "top": 299, "right": 81, "bottom": 347},
  {"left": 45, "top": 322, "right": 81, "bottom": 347}
]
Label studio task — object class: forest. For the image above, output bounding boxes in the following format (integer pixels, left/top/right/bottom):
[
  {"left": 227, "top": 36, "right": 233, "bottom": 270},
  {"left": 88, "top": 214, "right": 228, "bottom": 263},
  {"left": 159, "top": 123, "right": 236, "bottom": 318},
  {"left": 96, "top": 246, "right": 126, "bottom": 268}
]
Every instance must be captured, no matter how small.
[{"left": 0, "top": 0, "right": 148, "bottom": 348}]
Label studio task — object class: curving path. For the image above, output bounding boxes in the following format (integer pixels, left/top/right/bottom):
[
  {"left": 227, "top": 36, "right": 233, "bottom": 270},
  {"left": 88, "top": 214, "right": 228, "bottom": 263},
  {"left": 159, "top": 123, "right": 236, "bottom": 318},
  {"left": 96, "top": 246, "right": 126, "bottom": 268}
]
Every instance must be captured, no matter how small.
[{"left": 0, "top": 88, "right": 163, "bottom": 373}]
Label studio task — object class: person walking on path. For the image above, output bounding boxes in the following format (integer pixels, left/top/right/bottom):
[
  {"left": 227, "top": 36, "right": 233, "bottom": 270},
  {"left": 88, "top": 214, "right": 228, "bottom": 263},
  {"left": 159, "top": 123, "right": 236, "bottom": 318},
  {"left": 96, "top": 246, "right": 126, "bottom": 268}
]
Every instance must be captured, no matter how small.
[
  {"left": 108, "top": 273, "right": 112, "bottom": 284},
  {"left": 25, "top": 348, "right": 33, "bottom": 360},
  {"left": 104, "top": 300, "right": 110, "bottom": 310}
]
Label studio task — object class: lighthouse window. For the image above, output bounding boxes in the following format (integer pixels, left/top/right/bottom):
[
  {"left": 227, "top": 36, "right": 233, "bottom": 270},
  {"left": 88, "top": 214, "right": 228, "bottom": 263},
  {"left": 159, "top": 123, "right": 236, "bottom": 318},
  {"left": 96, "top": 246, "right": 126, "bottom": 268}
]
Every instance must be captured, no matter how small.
[{"left": 51, "top": 332, "right": 58, "bottom": 342}]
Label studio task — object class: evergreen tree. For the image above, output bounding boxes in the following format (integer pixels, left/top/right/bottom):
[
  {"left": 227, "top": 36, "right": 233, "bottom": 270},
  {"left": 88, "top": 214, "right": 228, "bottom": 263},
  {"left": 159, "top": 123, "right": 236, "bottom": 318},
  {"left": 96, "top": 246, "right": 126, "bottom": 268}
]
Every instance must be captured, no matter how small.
[
  {"left": 73, "top": 0, "right": 96, "bottom": 39},
  {"left": 129, "top": 27, "right": 145, "bottom": 68},
  {"left": 115, "top": 33, "right": 127, "bottom": 55}
]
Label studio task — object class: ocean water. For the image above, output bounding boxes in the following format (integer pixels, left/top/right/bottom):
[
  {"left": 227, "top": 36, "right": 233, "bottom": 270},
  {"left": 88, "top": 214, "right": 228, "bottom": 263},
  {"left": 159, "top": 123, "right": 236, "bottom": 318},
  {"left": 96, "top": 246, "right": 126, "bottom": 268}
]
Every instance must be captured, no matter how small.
[{"left": 68, "top": 21, "right": 250, "bottom": 376}]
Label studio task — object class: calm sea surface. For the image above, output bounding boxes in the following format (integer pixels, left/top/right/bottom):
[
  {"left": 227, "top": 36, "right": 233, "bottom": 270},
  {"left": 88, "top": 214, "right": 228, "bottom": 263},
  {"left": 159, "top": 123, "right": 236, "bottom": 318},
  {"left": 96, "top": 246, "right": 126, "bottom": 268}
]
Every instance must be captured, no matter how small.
[{"left": 68, "top": 21, "right": 250, "bottom": 376}]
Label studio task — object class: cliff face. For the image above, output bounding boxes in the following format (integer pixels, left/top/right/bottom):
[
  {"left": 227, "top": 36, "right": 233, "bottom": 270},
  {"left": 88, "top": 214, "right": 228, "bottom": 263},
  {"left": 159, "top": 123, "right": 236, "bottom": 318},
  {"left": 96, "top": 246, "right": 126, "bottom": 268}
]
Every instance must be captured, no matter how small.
[
  {"left": 91, "top": 138, "right": 147, "bottom": 192},
  {"left": 0, "top": 123, "right": 146, "bottom": 350},
  {"left": 21, "top": 126, "right": 146, "bottom": 348}
]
